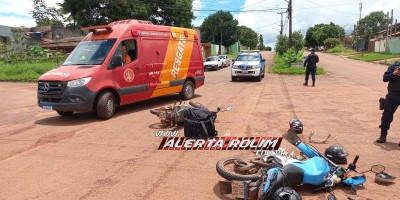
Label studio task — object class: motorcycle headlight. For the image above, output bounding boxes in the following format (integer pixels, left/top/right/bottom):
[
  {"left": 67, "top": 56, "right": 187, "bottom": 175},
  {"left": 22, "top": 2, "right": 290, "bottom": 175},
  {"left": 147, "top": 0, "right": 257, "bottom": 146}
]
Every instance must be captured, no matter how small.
[{"left": 67, "top": 77, "right": 92, "bottom": 87}]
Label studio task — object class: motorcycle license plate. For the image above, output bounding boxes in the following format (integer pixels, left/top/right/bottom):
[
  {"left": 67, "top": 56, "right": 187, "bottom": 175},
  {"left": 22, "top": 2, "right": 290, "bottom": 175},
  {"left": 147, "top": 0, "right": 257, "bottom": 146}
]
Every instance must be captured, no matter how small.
[{"left": 231, "top": 180, "right": 251, "bottom": 199}]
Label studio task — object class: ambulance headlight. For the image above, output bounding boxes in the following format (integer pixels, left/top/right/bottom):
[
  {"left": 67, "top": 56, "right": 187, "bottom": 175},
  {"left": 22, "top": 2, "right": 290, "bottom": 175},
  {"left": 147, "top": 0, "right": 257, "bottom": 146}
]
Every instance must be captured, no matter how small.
[{"left": 67, "top": 77, "right": 92, "bottom": 87}]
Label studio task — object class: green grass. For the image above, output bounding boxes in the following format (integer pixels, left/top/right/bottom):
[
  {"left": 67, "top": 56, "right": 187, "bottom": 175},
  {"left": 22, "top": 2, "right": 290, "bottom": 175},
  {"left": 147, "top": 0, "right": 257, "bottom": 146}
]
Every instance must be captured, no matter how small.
[
  {"left": 0, "top": 61, "right": 61, "bottom": 81},
  {"left": 384, "top": 59, "right": 400, "bottom": 65},
  {"left": 229, "top": 52, "right": 239, "bottom": 59},
  {"left": 350, "top": 52, "right": 400, "bottom": 61},
  {"left": 270, "top": 54, "right": 325, "bottom": 75},
  {"left": 326, "top": 45, "right": 356, "bottom": 56}
]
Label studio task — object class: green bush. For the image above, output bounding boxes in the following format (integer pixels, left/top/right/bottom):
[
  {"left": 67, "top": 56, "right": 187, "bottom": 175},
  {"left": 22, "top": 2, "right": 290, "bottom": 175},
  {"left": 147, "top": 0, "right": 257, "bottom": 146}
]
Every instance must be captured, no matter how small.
[
  {"left": 283, "top": 48, "right": 304, "bottom": 64},
  {"left": 271, "top": 54, "right": 325, "bottom": 75},
  {"left": 326, "top": 45, "right": 346, "bottom": 53},
  {"left": 324, "top": 38, "right": 342, "bottom": 49},
  {"left": 0, "top": 61, "right": 61, "bottom": 81}
]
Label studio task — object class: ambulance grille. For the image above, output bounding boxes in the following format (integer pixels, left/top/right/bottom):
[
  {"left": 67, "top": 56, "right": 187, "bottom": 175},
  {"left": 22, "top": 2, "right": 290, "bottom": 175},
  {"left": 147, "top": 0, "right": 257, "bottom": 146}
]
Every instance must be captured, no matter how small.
[{"left": 38, "top": 81, "right": 65, "bottom": 95}]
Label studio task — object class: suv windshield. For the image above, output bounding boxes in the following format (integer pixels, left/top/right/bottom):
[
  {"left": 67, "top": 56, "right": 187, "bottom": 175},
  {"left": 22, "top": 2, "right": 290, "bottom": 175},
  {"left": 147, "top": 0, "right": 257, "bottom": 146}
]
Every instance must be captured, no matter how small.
[
  {"left": 219, "top": 56, "right": 226, "bottom": 59},
  {"left": 206, "top": 57, "right": 218, "bottom": 61},
  {"left": 63, "top": 39, "right": 117, "bottom": 65},
  {"left": 236, "top": 54, "right": 260, "bottom": 61}
]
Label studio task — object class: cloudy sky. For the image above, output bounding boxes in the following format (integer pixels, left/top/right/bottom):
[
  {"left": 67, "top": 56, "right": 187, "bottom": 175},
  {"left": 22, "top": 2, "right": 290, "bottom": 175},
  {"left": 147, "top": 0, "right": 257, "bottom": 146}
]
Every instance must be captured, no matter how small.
[{"left": 1, "top": 0, "right": 399, "bottom": 48}]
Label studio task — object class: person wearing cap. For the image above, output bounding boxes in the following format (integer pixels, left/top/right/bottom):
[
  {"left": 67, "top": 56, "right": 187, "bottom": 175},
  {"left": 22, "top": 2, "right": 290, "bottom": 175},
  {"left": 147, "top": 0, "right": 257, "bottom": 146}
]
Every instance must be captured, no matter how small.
[
  {"left": 377, "top": 62, "right": 400, "bottom": 144},
  {"left": 303, "top": 48, "right": 319, "bottom": 87}
]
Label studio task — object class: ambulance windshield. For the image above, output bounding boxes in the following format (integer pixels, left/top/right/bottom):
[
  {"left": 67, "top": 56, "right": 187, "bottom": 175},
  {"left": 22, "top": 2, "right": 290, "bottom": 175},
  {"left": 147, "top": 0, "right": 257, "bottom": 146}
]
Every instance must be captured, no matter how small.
[{"left": 63, "top": 39, "right": 117, "bottom": 65}]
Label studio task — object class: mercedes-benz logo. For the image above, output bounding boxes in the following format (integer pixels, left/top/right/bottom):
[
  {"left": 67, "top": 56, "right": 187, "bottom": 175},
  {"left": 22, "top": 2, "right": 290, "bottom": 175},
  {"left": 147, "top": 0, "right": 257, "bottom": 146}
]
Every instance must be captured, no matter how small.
[{"left": 43, "top": 83, "right": 50, "bottom": 92}]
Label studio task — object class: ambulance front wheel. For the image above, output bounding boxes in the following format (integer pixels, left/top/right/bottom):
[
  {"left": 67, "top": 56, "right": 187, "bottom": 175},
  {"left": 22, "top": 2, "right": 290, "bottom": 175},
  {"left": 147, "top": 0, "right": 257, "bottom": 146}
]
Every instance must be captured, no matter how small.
[
  {"left": 180, "top": 81, "right": 194, "bottom": 100},
  {"left": 96, "top": 91, "right": 115, "bottom": 119}
]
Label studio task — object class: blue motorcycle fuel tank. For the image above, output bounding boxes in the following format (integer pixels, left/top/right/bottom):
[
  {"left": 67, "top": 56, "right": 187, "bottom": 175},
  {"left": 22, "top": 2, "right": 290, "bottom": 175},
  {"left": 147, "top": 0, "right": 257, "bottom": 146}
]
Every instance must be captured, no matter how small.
[{"left": 291, "top": 157, "right": 330, "bottom": 185}]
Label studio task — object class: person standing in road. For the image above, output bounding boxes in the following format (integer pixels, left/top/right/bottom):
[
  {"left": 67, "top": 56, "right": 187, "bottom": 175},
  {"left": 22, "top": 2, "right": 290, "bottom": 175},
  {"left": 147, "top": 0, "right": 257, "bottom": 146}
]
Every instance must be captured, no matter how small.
[
  {"left": 377, "top": 62, "right": 400, "bottom": 144},
  {"left": 303, "top": 49, "right": 319, "bottom": 87}
]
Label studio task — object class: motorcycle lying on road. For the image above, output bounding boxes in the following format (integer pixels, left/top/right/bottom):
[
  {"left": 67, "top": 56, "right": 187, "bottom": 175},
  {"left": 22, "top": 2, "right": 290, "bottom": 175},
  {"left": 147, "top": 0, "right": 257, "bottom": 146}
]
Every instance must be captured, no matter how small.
[
  {"left": 150, "top": 101, "right": 232, "bottom": 126},
  {"left": 216, "top": 129, "right": 384, "bottom": 200}
]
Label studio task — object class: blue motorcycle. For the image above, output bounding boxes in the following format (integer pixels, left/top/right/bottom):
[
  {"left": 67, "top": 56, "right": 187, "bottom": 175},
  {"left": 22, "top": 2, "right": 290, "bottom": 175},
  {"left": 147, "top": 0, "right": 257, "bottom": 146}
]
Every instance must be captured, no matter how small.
[
  {"left": 260, "top": 129, "right": 366, "bottom": 199},
  {"left": 216, "top": 129, "right": 366, "bottom": 200}
]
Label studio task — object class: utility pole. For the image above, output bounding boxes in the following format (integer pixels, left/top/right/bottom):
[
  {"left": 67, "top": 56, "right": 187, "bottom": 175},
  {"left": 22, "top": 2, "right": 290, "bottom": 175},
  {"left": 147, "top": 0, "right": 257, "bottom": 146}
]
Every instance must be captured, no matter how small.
[
  {"left": 288, "top": 0, "right": 292, "bottom": 47},
  {"left": 359, "top": 2, "right": 362, "bottom": 20},
  {"left": 278, "top": 12, "right": 285, "bottom": 36},
  {"left": 390, "top": 9, "right": 393, "bottom": 39},
  {"left": 386, "top": 11, "right": 389, "bottom": 53},
  {"left": 219, "top": 29, "right": 222, "bottom": 55}
]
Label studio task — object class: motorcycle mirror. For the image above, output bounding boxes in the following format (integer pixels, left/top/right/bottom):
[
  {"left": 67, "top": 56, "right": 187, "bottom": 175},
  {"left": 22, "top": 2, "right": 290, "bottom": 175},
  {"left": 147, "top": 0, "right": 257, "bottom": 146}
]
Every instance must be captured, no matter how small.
[{"left": 371, "top": 164, "right": 385, "bottom": 173}]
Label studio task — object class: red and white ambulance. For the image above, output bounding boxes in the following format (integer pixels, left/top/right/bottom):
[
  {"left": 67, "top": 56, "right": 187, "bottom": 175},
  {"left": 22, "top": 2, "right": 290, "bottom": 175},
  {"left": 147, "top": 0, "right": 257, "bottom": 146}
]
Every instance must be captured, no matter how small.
[{"left": 37, "top": 20, "right": 204, "bottom": 119}]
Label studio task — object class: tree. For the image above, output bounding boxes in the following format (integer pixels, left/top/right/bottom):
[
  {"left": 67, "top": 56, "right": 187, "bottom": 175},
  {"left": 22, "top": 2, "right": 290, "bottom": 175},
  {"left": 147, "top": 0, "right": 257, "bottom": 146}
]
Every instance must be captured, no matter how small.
[
  {"left": 275, "top": 35, "right": 288, "bottom": 55},
  {"left": 305, "top": 23, "right": 345, "bottom": 47},
  {"left": 259, "top": 34, "right": 266, "bottom": 50},
  {"left": 237, "top": 26, "right": 258, "bottom": 49},
  {"left": 265, "top": 46, "right": 272, "bottom": 51},
  {"left": 354, "top": 11, "right": 388, "bottom": 40},
  {"left": 199, "top": 11, "right": 239, "bottom": 54},
  {"left": 291, "top": 31, "right": 304, "bottom": 53},
  {"left": 147, "top": 0, "right": 195, "bottom": 27},
  {"left": 11, "top": 28, "right": 29, "bottom": 53},
  {"left": 324, "top": 38, "right": 342, "bottom": 49},
  {"left": 275, "top": 31, "right": 303, "bottom": 55},
  {"left": 30, "top": 0, "right": 64, "bottom": 27},
  {"left": 60, "top": 0, "right": 194, "bottom": 28}
]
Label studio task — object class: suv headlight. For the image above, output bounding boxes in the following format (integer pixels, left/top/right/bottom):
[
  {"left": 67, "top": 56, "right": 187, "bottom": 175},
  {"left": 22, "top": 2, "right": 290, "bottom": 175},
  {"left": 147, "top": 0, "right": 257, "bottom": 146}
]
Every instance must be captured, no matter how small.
[
  {"left": 232, "top": 65, "right": 238, "bottom": 69},
  {"left": 251, "top": 65, "right": 260, "bottom": 69},
  {"left": 67, "top": 77, "right": 92, "bottom": 87}
]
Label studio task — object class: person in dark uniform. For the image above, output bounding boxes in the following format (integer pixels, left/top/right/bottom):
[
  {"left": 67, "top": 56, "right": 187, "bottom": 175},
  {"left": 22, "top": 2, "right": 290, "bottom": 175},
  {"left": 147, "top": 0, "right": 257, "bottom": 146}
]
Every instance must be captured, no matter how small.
[
  {"left": 303, "top": 49, "right": 319, "bottom": 86},
  {"left": 377, "top": 62, "right": 400, "bottom": 143}
]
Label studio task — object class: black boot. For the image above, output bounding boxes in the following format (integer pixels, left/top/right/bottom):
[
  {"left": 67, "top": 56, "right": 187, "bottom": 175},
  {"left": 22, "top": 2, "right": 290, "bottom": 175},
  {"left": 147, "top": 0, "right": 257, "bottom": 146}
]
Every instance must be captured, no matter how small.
[
  {"left": 312, "top": 82, "right": 315, "bottom": 87},
  {"left": 377, "top": 130, "right": 388, "bottom": 143},
  {"left": 303, "top": 81, "right": 308, "bottom": 86}
]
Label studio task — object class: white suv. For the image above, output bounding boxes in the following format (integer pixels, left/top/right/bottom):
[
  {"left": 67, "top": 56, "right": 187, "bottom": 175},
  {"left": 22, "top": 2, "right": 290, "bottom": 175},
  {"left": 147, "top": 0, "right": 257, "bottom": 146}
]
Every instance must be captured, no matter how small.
[
  {"left": 231, "top": 52, "right": 266, "bottom": 82},
  {"left": 218, "top": 55, "right": 230, "bottom": 67},
  {"left": 204, "top": 56, "right": 223, "bottom": 71}
]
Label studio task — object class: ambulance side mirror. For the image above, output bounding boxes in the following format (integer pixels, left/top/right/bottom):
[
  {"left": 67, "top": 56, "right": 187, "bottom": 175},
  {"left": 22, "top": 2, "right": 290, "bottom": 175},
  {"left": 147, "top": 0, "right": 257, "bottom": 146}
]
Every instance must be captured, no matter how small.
[{"left": 111, "top": 55, "right": 123, "bottom": 68}]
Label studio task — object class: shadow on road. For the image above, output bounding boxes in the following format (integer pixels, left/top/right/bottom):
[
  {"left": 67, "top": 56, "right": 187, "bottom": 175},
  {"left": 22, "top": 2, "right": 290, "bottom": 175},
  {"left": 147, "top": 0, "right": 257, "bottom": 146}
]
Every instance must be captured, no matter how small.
[
  {"left": 373, "top": 141, "right": 400, "bottom": 151},
  {"left": 34, "top": 94, "right": 202, "bottom": 126},
  {"left": 114, "top": 93, "right": 202, "bottom": 118},
  {"left": 35, "top": 112, "right": 100, "bottom": 126}
]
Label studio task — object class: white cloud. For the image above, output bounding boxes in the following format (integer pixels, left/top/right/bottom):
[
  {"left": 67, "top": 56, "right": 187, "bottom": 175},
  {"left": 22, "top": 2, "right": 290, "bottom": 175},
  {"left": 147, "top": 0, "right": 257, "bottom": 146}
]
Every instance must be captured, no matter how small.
[
  {"left": 232, "top": 0, "right": 400, "bottom": 48},
  {"left": 192, "top": 0, "right": 203, "bottom": 26},
  {"left": 0, "top": 0, "right": 62, "bottom": 27},
  {"left": 0, "top": 15, "right": 36, "bottom": 27}
]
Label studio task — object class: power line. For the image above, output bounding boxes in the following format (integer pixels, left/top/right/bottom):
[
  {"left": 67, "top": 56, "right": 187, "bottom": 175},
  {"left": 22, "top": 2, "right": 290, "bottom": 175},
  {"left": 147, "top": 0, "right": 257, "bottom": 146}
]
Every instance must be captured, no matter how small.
[
  {"left": 242, "top": 0, "right": 267, "bottom": 9},
  {"left": 302, "top": 0, "right": 358, "bottom": 15}
]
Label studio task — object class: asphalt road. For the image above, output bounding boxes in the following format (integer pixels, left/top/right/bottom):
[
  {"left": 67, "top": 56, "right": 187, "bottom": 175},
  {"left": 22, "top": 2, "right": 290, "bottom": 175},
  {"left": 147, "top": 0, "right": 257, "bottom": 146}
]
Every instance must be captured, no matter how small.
[{"left": 0, "top": 51, "right": 399, "bottom": 200}]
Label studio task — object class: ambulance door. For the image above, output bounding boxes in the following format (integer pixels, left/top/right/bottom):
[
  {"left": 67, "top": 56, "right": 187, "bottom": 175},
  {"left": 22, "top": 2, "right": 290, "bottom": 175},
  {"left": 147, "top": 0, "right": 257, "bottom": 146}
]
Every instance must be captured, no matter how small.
[{"left": 110, "top": 39, "right": 148, "bottom": 104}]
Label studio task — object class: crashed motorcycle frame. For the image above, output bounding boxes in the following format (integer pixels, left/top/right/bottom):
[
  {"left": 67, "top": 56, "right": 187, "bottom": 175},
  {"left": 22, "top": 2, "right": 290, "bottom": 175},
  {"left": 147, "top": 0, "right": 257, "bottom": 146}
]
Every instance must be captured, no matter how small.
[
  {"left": 150, "top": 101, "right": 229, "bottom": 126},
  {"left": 217, "top": 129, "right": 367, "bottom": 200}
]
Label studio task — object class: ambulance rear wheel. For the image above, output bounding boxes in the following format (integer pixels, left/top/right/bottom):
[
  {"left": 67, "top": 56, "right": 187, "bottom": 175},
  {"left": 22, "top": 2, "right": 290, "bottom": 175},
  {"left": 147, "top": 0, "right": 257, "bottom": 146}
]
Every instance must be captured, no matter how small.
[
  {"left": 96, "top": 91, "right": 115, "bottom": 119},
  {"left": 180, "top": 81, "right": 194, "bottom": 100}
]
